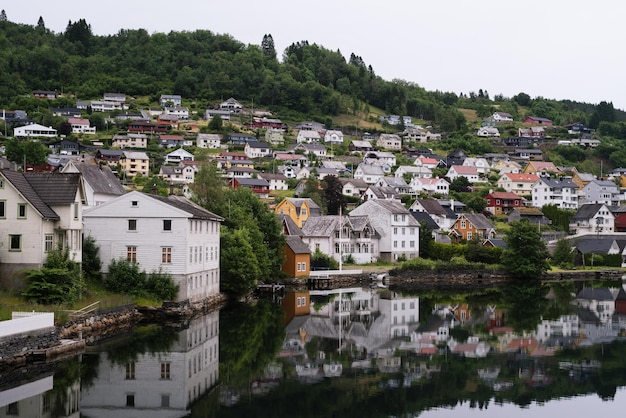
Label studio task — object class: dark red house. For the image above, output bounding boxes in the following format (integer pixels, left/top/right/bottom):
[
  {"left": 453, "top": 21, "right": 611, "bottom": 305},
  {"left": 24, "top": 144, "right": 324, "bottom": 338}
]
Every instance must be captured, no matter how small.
[{"left": 485, "top": 191, "right": 522, "bottom": 215}]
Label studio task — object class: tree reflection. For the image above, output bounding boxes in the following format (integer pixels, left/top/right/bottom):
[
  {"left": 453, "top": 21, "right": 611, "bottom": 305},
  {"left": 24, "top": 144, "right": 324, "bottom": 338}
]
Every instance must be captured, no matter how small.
[{"left": 503, "top": 282, "right": 550, "bottom": 332}]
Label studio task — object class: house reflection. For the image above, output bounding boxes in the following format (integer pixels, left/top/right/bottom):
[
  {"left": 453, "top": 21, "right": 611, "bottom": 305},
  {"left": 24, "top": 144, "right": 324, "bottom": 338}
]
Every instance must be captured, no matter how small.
[{"left": 80, "top": 311, "right": 219, "bottom": 418}]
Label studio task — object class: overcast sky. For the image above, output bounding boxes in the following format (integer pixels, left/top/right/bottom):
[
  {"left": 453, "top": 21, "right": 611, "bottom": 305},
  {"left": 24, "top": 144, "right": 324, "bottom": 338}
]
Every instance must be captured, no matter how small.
[{"left": 5, "top": 1, "right": 626, "bottom": 110}]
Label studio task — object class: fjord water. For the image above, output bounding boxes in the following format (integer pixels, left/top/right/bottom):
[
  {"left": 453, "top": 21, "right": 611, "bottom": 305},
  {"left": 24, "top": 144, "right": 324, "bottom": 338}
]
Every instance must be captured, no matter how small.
[{"left": 2, "top": 280, "right": 626, "bottom": 417}]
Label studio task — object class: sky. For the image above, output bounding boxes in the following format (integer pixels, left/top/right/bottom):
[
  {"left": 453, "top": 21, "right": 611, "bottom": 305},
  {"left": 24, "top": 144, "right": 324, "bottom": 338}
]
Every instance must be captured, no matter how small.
[{"left": 5, "top": 1, "right": 626, "bottom": 110}]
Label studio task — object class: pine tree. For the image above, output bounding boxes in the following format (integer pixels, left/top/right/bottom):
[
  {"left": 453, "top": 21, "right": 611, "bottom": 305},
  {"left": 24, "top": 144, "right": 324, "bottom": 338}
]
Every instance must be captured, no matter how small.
[
  {"left": 0, "top": 10, "right": 7, "bottom": 22},
  {"left": 37, "top": 16, "right": 45, "bottom": 28},
  {"left": 261, "top": 34, "right": 276, "bottom": 59}
]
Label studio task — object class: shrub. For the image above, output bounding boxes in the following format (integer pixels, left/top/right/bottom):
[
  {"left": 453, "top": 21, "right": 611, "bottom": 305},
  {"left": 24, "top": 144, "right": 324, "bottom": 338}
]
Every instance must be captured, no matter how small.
[
  {"left": 22, "top": 248, "right": 83, "bottom": 305},
  {"left": 105, "top": 259, "right": 146, "bottom": 295},
  {"left": 145, "top": 269, "right": 179, "bottom": 300}
]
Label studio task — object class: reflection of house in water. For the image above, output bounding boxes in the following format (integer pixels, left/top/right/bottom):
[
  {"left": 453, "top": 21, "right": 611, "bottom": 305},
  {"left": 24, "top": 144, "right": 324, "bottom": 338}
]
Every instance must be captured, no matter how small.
[
  {"left": 574, "top": 287, "right": 626, "bottom": 323},
  {"left": 0, "top": 375, "right": 81, "bottom": 417},
  {"left": 80, "top": 311, "right": 219, "bottom": 417},
  {"left": 534, "top": 315, "right": 579, "bottom": 345},
  {"left": 299, "top": 288, "right": 419, "bottom": 353}
]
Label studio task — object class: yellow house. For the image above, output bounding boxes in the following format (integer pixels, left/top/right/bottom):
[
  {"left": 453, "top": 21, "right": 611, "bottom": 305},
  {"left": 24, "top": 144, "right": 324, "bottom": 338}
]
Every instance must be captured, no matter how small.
[
  {"left": 572, "top": 172, "right": 596, "bottom": 190},
  {"left": 522, "top": 161, "right": 560, "bottom": 175},
  {"left": 274, "top": 198, "right": 321, "bottom": 228},
  {"left": 120, "top": 151, "right": 150, "bottom": 177}
]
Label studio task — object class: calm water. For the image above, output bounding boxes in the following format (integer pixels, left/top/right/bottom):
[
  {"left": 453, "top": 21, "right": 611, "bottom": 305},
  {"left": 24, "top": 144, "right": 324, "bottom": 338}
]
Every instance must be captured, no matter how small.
[{"left": 2, "top": 280, "right": 626, "bottom": 417}]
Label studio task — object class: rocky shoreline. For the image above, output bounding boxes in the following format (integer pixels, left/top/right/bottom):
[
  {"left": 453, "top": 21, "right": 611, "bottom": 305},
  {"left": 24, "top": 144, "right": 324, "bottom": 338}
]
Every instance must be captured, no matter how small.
[{"left": 0, "top": 293, "right": 228, "bottom": 371}]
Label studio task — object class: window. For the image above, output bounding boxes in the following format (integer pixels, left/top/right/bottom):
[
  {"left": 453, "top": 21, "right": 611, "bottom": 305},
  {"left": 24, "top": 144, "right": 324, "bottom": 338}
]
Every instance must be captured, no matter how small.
[
  {"left": 460, "top": 220, "right": 466, "bottom": 229},
  {"left": 127, "top": 246, "right": 137, "bottom": 262},
  {"left": 161, "top": 395, "right": 170, "bottom": 408},
  {"left": 0, "top": 200, "right": 5, "bottom": 218},
  {"left": 131, "top": 200, "right": 138, "bottom": 207},
  {"left": 9, "top": 234, "right": 21, "bottom": 251},
  {"left": 162, "top": 247, "right": 172, "bottom": 263},
  {"left": 467, "top": 232, "right": 473, "bottom": 240},
  {"left": 128, "top": 219, "right": 137, "bottom": 231},
  {"left": 163, "top": 219, "right": 172, "bottom": 231},
  {"left": 73, "top": 203, "right": 79, "bottom": 219},
  {"left": 410, "top": 240, "right": 415, "bottom": 248},
  {"left": 45, "top": 234, "right": 54, "bottom": 252},
  {"left": 125, "top": 362, "right": 135, "bottom": 380},
  {"left": 161, "top": 363, "right": 171, "bottom": 379},
  {"left": 17, "top": 203, "right": 26, "bottom": 219},
  {"left": 126, "top": 395, "right": 135, "bottom": 407},
  {"left": 6, "top": 402, "right": 18, "bottom": 415},
  {"left": 393, "top": 240, "right": 398, "bottom": 248}
]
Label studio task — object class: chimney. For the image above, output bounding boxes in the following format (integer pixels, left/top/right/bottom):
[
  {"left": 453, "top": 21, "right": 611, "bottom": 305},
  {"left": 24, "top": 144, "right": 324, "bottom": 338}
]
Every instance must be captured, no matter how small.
[{"left": 450, "top": 199, "right": 454, "bottom": 211}]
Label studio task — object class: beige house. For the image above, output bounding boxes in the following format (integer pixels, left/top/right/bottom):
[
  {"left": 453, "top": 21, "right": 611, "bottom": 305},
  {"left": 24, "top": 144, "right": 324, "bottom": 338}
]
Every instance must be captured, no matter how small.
[{"left": 120, "top": 151, "right": 150, "bottom": 177}]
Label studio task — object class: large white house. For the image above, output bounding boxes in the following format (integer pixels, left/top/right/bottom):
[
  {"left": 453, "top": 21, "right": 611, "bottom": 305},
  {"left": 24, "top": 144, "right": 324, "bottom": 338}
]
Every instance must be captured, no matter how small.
[
  {"left": 83, "top": 191, "right": 223, "bottom": 302},
  {"left": 13, "top": 123, "right": 57, "bottom": 138},
  {"left": 350, "top": 200, "right": 420, "bottom": 261},
  {"left": 531, "top": 178, "right": 579, "bottom": 209},
  {"left": 0, "top": 170, "right": 84, "bottom": 285},
  {"left": 61, "top": 161, "right": 126, "bottom": 207}
]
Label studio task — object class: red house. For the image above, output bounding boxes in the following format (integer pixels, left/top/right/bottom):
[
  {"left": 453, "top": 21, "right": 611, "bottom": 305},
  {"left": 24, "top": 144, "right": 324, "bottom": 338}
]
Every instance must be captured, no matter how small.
[
  {"left": 485, "top": 191, "right": 522, "bottom": 215},
  {"left": 228, "top": 178, "right": 270, "bottom": 199},
  {"left": 128, "top": 121, "right": 168, "bottom": 134},
  {"left": 612, "top": 208, "right": 626, "bottom": 232},
  {"left": 523, "top": 116, "right": 553, "bottom": 126}
]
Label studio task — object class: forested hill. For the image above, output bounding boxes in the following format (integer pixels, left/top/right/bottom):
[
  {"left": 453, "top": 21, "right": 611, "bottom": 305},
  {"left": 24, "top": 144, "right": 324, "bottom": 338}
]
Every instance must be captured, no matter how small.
[{"left": 1, "top": 16, "right": 625, "bottom": 130}]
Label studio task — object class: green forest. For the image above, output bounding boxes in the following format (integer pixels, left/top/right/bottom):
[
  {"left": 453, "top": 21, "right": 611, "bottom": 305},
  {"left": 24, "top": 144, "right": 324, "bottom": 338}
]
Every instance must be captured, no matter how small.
[{"left": 3, "top": 14, "right": 626, "bottom": 135}]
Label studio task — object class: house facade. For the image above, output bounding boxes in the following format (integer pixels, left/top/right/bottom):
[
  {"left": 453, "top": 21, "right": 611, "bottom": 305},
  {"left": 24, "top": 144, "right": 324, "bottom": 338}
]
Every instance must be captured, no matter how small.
[
  {"left": 449, "top": 214, "right": 496, "bottom": 242},
  {"left": 14, "top": 123, "right": 57, "bottom": 138},
  {"left": 120, "top": 151, "right": 150, "bottom": 177},
  {"left": 531, "top": 178, "right": 579, "bottom": 209},
  {"left": 376, "top": 134, "right": 402, "bottom": 150},
  {"left": 496, "top": 173, "right": 539, "bottom": 196},
  {"left": 196, "top": 133, "right": 222, "bottom": 149},
  {"left": 112, "top": 133, "right": 148, "bottom": 149},
  {"left": 580, "top": 179, "right": 622, "bottom": 206},
  {"left": 83, "top": 191, "right": 223, "bottom": 302},
  {"left": 485, "top": 191, "right": 522, "bottom": 215},
  {"left": 274, "top": 198, "right": 322, "bottom": 228},
  {"left": 350, "top": 200, "right": 420, "bottom": 261},
  {"left": 244, "top": 141, "right": 272, "bottom": 159},
  {"left": 283, "top": 236, "right": 311, "bottom": 278},
  {"left": 446, "top": 165, "right": 480, "bottom": 183},
  {"left": 0, "top": 170, "right": 84, "bottom": 286},
  {"left": 569, "top": 204, "right": 615, "bottom": 235}
]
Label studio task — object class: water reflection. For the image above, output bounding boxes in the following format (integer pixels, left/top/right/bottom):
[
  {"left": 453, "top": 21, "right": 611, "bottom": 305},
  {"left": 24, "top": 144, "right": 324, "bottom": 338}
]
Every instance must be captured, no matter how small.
[{"left": 3, "top": 280, "right": 626, "bottom": 417}]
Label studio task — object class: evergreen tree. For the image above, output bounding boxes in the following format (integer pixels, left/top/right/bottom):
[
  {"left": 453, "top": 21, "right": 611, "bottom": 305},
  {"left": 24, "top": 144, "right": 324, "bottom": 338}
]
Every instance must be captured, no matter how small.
[
  {"left": 37, "top": 16, "right": 45, "bottom": 28},
  {"left": 323, "top": 175, "right": 347, "bottom": 215},
  {"left": 0, "top": 10, "right": 7, "bottom": 22},
  {"left": 261, "top": 34, "right": 276, "bottom": 59}
]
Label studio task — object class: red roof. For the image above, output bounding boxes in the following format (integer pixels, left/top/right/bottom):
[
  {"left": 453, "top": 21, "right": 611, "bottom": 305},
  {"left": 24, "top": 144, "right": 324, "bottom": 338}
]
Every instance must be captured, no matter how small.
[
  {"left": 450, "top": 165, "right": 478, "bottom": 175},
  {"left": 487, "top": 192, "right": 520, "bottom": 199},
  {"left": 503, "top": 173, "right": 539, "bottom": 182}
]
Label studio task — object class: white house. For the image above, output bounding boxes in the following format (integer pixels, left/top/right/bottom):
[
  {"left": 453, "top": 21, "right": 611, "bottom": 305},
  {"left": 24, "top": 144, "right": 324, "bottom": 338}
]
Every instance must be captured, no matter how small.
[
  {"left": 409, "top": 177, "right": 450, "bottom": 196},
  {"left": 363, "top": 151, "right": 397, "bottom": 167},
  {"left": 219, "top": 97, "right": 243, "bottom": 113},
  {"left": 165, "top": 106, "right": 190, "bottom": 120},
  {"left": 446, "top": 165, "right": 480, "bottom": 183},
  {"left": 287, "top": 143, "right": 327, "bottom": 159},
  {"left": 376, "top": 134, "right": 402, "bottom": 150},
  {"left": 580, "top": 179, "right": 622, "bottom": 206},
  {"left": 257, "top": 173, "right": 288, "bottom": 190},
  {"left": 354, "top": 163, "right": 386, "bottom": 185},
  {"left": 159, "top": 164, "right": 197, "bottom": 188},
  {"left": 61, "top": 161, "right": 126, "bottom": 207},
  {"left": 569, "top": 204, "right": 615, "bottom": 235},
  {"left": 68, "top": 118, "right": 96, "bottom": 134},
  {"left": 531, "top": 178, "right": 579, "bottom": 209},
  {"left": 462, "top": 157, "right": 490, "bottom": 174},
  {"left": 296, "top": 130, "right": 322, "bottom": 144},
  {"left": 301, "top": 215, "right": 381, "bottom": 264},
  {"left": 83, "top": 191, "right": 223, "bottom": 302},
  {"left": 0, "top": 170, "right": 84, "bottom": 283},
  {"left": 377, "top": 177, "right": 410, "bottom": 194},
  {"left": 196, "top": 133, "right": 222, "bottom": 149},
  {"left": 244, "top": 141, "right": 272, "bottom": 159},
  {"left": 492, "top": 112, "right": 514, "bottom": 122},
  {"left": 324, "top": 130, "right": 344, "bottom": 145},
  {"left": 112, "top": 133, "right": 148, "bottom": 149},
  {"left": 265, "top": 128, "right": 285, "bottom": 145},
  {"left": 477, "top": 127, "right": 500, "bottom": 137},
  {"left": 337, "top": 178, "right": 369, "bottom": 197},
  {"left": 13, "top": 123, "right": 57, "bottom": 138},
  {"left": 165, "top": 148, "right": 194, "bottom": 164},
  {"left": 350, "top": 200, "right": 420, "bottom": 261},
  {"left": 395, "top": 165, "right": 433, "bottom": 179},
  {"left": 496, "top": 173, "right": 539, "bottom": 196},
  {"left": 160, "top": 94, "right": 182, "bottom": 106}
]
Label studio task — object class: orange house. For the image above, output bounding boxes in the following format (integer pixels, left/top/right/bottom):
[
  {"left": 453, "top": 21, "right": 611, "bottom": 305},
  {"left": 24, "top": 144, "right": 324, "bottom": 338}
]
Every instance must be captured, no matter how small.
[
  {"left": 281, "top": 291, "right": 310, "bottom": 325},
  {"left": 450, "top": 213, "right": 496, "bottom": 242},
  {"left": 282, "top": 236, "right": 311, "bottom": 278},
  {"left": 274, "top": 197, "right": 321, "bottom": 228},
  {"left": 522, "top": 161, "right": 560, "bottom": 175}
]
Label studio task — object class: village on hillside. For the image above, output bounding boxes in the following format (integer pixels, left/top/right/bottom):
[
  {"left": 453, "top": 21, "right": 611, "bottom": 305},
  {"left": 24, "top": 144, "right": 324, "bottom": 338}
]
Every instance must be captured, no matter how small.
[{"left": 2, "top": 91, "right": 626, "bottom": 302}]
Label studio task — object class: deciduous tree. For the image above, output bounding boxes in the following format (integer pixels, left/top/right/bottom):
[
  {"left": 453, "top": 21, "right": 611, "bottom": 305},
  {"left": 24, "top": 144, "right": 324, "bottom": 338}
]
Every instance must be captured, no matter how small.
[{"left": 502, "top": 220, "right": 550, "bottom": 279}]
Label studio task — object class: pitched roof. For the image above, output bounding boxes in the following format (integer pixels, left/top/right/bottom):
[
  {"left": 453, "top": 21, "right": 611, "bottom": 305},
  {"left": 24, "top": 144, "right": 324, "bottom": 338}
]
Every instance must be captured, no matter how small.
[
  {"left": 150, "top": 194, "right": 223, "bottom": 221},
  {"left": 502, "top": 173, "right": 539, "bottom": 182},
  {"left": 449, "top": 165, "right": 478, "bottom": 175},
  {"left": 487, "top": 191, "right": 520, "bottom": 200},
  {"left": 572, "top": 204, "right": 606, "bottom": 220},
  {"left": 278, "top": 214, "right": 304, "bottom": 236},
  {"left": 460, "top": 213, "right": 495, "bottom": 231},
  {"left": 69, "top": 163, "right": 125, "bottom": 195},
  {"left": 576, "top": 287, "right": 618, "bottom": 301},
  {"left": 411, "top": 211, "right": 439, "bottom": 230},
  {"left": 416, "top": 198, "right": 447, "bottom": 216},
  {"left": 302, "top": 215, "right": 341, "bottom": 236},
  {"left": 23, "top": 172, "right": 82, "bottom": 205},
  {"left": 285, "top": 235, "right": 311, "bottom": 254}
]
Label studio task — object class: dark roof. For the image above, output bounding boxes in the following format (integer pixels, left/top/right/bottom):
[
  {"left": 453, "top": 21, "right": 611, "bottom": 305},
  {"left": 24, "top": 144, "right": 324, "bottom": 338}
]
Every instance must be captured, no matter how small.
[
  {"left": 484, "top": 238, "right": 506, "bottom": 248},
  {"left": 572, "top": 204, "right": 605, "bottom": 220},
  {"left": 576, "top": 287, "right": 617, "bottom": 301},
  {"left": 575, "top": 239, "right": 617, "bottom": 255},
  {"left": 462, "top": 214, "right": 495, "bottom": 231},
  {"left": 150, "top": 194, "right": 223, "bottom": 221},
  {"left": 411, "top": 212, "right": 439, "bottom": 230},
  {"left": 71, "top": 163, "right": 125, "bottom": 195},
  {"left": 285, "top": 236, "right": 311, "bottom": 254},
  {"left": 233, "top": 178, "right": 269, "bottom": 187},
  {"left": 278, "top": 214, "right": 304, "bottom": 236},
  {"left": 23, "top": 172, "right": 82, "bottom": 205},
  {"left": 96, "top": 149, "right": 124, "bottom": 157},
  {"left": 1, "top": 169, "right": 60, "bottom": 220},
  {"left": 416, "top": 198, "right": 447, "bottom": 216}
]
